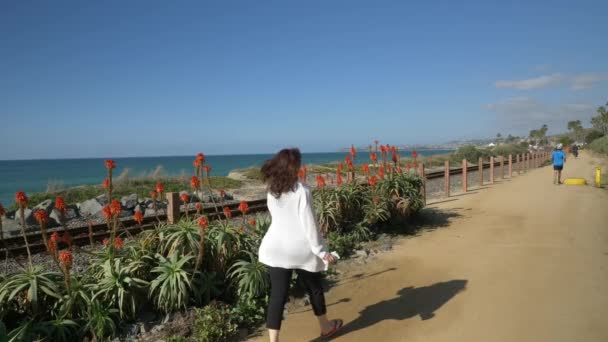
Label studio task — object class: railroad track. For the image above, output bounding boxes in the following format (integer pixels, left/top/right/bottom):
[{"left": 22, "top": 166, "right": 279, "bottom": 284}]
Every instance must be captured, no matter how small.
[
  {"left": 1, "top": 157, "right": 539, "bottom": 258},
  {"left": 1, "top": 199, "right": 268, "bottom": 257}
]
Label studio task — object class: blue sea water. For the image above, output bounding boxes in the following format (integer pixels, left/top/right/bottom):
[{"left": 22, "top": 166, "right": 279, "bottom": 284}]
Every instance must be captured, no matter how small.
[{"left": 0, "top": 150, "right": 452, "bottom": 206}]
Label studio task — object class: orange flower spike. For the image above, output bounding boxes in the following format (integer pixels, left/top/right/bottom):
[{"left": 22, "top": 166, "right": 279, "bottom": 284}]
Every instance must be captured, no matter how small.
[
  {"left": 378, "top": 167, "right": 385, "bottom": 179},
  {"left": 248, "top": 219, "right": 256, "bottom": 226},
  {"left": 105, "top": 160, "right": 116, "bottom": 170},
  {"left": 150, "top": 191, "right": 158, "bottom": 200},
  {"left": 238, "top": 201, "right": 249, "bottom": 215},
  {"left": 195, "top": 202, "right": 203, "bottom": 211},
  {"left": 204, "top": 165, "right": 212, "bottom": 175},
  {"left": 412, "top": 150, "right": 418, "bottom": 159},
  {"left": 180, "top": 193, "right": 189, "bottom": 203},
  {"left": 156, "top": 183, "right": 164, "bottom": 195},
  {"left": 114, "top": 237, "right": 124, "bottom": 250},
  {"left": 336, "top": 172, "right": 343, "bottom": 186},
  {"left": 298, "top": 168, "right": 305, "bottom": 181},
  {"left": 397, "top": 167, "right": 403, "bottom": 174},
  {"left": 49, "top": 232, "right": 61, "bottom": 253},
  {"left": 362, "top": 164, "right": 370, "bottom": 175},
  {"left": 15, "top": 191, "right": 28, "bottom": 208},
  {"left": 103, "top": 238, "right": 110, "bottom": 246},
  {"left": 55, "top": 196, "right": 67, "bottom": 213},
  {"left": 103, "top": 178, "right": 110, "bottom": 189},
  {"left": 110, "top": 200, "right": 122, "bottom": 217},
  {"left": 370, "top": 152, "right": 378, "bottom": 162},
  {"left": 350, "top": 144, "right": 357, "bottom": 158},
  {"left": 369, "top": 175, "right": 378, "bottom": 187},
  {"left": 197, "top": 217, "right": 209, "bottom": 228},
  {"left": 316, "top": 175, "right": 326, "bottom": 189},
  {"left": 102, "top": 206, "right": 112, "bottom": 220},
  {"left": 196, "top": 152, "right": 206, "bottom": 163},
  {"left": 193, "top": 159, "right": 202, "bottom": 168},
  {"left": 34, "top": 210, "right": 49, "bottom": 224},
  {"left": 134, "top": 211, "right": 144, "bottom": 224},
  {"left": 190, "top": 176, "right": 200, "bottom": 189},
  {"left": 223, "top": 207, "right": 232, "bottom": 219},
  {"left": 59, "top": 250, "right": 73, "bottom": 268}
]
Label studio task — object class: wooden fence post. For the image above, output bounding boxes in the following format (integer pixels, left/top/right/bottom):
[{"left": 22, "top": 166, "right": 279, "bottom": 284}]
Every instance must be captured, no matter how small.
[
  {"left": 444, "top": 160, "right": 450, "bottom": 197},
  {"left": 508, "top": 154, "right": 513, "bottom": 178},
  {"left": 420, "top": 163, "right": 426, "bottom": 205},
  {"left": 478, "top": 157, "right": 483, "bottom": 186},
  {"left": 462, "top": 159, "right": 468, "bottom": 193},
  {"left": 490, "top": 156, "right": 495, "bottom": 184},
  {"left": 523, "top": 154, "right": 527, "bottom": 172},
  {"left": 516, "top": 154, "right": 520, "bottom": 174},
  {"left": 166, "top": 192, "right": 180, "bottom": 224},
  {"left": 500, "top": 156, "right": 504, "bottom": 179}
]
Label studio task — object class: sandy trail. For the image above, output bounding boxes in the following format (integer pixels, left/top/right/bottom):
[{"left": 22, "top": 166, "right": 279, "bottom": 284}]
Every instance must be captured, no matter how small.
[{"left": 251, "top": 151, "right": 608, "bottom": 342}]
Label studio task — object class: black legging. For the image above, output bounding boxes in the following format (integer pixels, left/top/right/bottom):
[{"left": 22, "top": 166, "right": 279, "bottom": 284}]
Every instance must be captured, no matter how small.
[{"left": 267, "top": 266, "right": 327, "bottom": 330}]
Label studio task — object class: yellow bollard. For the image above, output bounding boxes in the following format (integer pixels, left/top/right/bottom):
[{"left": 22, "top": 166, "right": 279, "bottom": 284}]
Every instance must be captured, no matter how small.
[{"left": 596, "top": 167, "right": 602, "bottom": 188}]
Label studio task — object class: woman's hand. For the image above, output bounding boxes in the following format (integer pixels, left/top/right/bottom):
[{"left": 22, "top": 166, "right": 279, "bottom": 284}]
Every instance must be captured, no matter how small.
[{"left": 323, "top": 253, "right": 337, "bottom": 265}]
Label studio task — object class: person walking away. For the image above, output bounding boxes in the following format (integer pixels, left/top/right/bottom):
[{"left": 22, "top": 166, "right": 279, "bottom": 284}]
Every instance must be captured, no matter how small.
[
  {"left": 258, "top": 148, "right": 343, "bottom": 342},
  {"left": 572, "top": 144, "right": 579, "bottom": 159},
  {"left": 552, "top": 144, "right": 567, "bottom": 184}
]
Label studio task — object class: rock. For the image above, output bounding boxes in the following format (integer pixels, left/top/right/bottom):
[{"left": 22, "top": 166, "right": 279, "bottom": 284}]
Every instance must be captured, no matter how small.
[
  {"left": 49, "top": 205, "right": 80, "bottom": 224},
  {"left": 355, "top": 249, "right": 369, "bottom": 258},
  {"left": 121, "top": 194, "right": 139, "bottom": 209},
  {"left": 382, "top": 242, "right": 393, "bottom": 251},
  {"left": 118, "top": 208, "right": 134, "bottom": 219},
  {"left": 223, "top": 192, "right": 234, "bottom": 201},
  {"left": 80, "top": 199, "right": 103, "bottom": 217},
  {"left": 3, "top": 219, "right": 25, "bottom": 236},
  {"left": 150, "top": 324, "right": 164, "bottom": 334},
  {"left": 14, "top": 208, "right": 37, "bottom": 226},
  {"left": 33, "top": 199, "right": 54, "bottom": 213},
  {"left": 144, "top": 208, "right": 158, "bottom": 217},
  {"left": 125, "top": 324, "right": 140, "bottom": 338},
  {"left": 96, "top": 195, "right": 108, "bottom": 206},
  {"left": 133, "top": 204, "right": 145, "bottom": 214},
  {"left": 5, "top": 210, "right": 16, "bottom": 220}
]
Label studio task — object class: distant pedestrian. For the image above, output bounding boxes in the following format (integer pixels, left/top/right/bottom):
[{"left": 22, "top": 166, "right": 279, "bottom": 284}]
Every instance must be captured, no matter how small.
[
  {"left": 259, "top": 148, "right": 343, "bottom": 342},
  {"left": 552, "top": 144, "right": 566, "bottom": 184},
  {"left": 572, "top": 144, "right": 579, "bottom": 159}
]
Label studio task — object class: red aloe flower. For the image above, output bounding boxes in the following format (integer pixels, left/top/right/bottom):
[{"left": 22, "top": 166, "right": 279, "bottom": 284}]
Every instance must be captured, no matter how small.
[
  {"left": 103, "top": 238, "right": 110, "bottom": 246},
  {"left": 397, "top": 167, "right": 403, "bottom": 174},
  {"left": 337, "top": 162, "right": 343, "bottom": 172},
  {"left": 362, "top": 164, "right": 370, "bottom": 175},
  {"left": 370, "top": 153, "right": 378, "bottom": 162},
  {"left": 156, "top": 183, "right": 164, "bottom": 194},
  {"left": 193, "top": 159, "right": 202, "bottom": 168},
  {"left": 203, "top": 165, "right": 211, "bottom": 175},
  {"left": 380, "top": 145, "right": 387, "bottom": 155},
  {"left": 238, "top": 201, "right": 249, "bottom": 214},
  {"left": 190, "top": 176, "right": 200, "bottom": 189},
  {"left": 134, "top": 211, "right": 144, "bottom": 224},
  {"left": 180, "top": 193, "right": 189, "bottom": 203},
  {"left": 223, "top": 207, "right": 232, "bottom": 219},
  {"left": 316, "top": 175, "right": 326, "bottom": 189},
  {"left": 392, "top": 154, "right": 398, "bottom": 164},
  {"left": 55, "top": 196, "right": 67, "bottom": 213},
  {"left": 378, "top": 167, "right": 385, "bottom": 179},
  {"left": 368, "top": 175, "right": 378, "bottom": 187},
  {"left": 406, "top": 163, "right": 412, "bottom": 171},
  {"left": 150, "top": 190, "right": 158, "bottom": 200},
  {"left": 63, "top": 232, "right": 73, "bottom": 247},
  {"left": 105, "top": 160, "right": 116, "bottom": 170},
  {"left": 49, "top": 232, "right": 61, "bottom": 253},
  {"left": 298, "top": 168, "right": 305, "bottom": 181},
  {"left": 15, "top": 191, "right": 28, "bottom": 208},
  {"left": 391, "top": 146, "right": 397, "bottom": 154},
  {"left": 110, "top": 200, "right": 122, "bottom": 217},
  {"left": 114, "top": 237, "right": 124, "bottom": 250},
  {"left": 336, "top": 172, "right": 343, "bottom": 186},
  {"left": 0, "top": 203, "right": 5, "bottom": 216},
  {"left": 412, "top": 150, "right": 418, "bottom": 159},
  {"left": 196, "top": 152, "right": 206, "bottom": 162},
  {"left": 238, "top": 226, "right": 245, "bottom": 234},
  {"left": 412, "top": 161, "right": 418, "bottom": 169},
  {"left": 34, "top": 210, "right": 49, "bottom": 224},
  {"left": 59, "top": 250, "right": 73, "bottom": 268},
  {"left": 103, "top": 178, "right": 110, "bottom": 189},
  {"left": 102, "top": 206, "right": 112, "bottom": 220},
  {"left": 248, "top": 219, "right": 256, "bottom": 226},
  {"left": 197, "top": 217, "right": 209, "bottom": 228},
  {"left": 350, "top": 144, "right": 357, "bottom": 158},
  {"left": 195, "top": 202, "right": 203, "bottom": 211}
]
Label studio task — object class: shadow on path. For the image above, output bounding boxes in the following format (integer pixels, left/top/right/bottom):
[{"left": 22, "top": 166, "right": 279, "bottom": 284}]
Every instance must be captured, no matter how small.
[{"left": 314, "top": 279, "right": 468, "bottom": 341}]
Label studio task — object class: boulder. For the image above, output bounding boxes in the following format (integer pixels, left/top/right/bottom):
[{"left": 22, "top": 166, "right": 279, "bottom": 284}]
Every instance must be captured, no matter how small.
[
  {"left": 80, "top": 199, "right": 104, "bottom": 217},
  {"left": 133, "top": 204, "right": 145, "bottom": 214},
  {"left": 33, "top": 199, "right": 54, "bottom": 213},
  {"left": 144, "top": 208, "right": 157, "bottom": 217},
  {"left": 14, "top": 208, "right": 37, "bottom": 226},
  {"left": 49, "top": 205, "right": 80, "bottom": 224},
  {"left": 121, "top": 194, "right": 138, "bottom": 209},
  {"left": 95, "top": 195, "right": 108, "bottom": 206},
  {"left": 3, "top": 219, "right": 25, "bottom": 236},
  {"left": 5, "top": 210, "right": 16, "bottom": 220}
]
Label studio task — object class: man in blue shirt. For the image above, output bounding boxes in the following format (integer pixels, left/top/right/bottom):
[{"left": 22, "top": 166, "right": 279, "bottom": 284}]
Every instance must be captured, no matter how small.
[{"left": 552, "top": 144, "right": 567, "bottom": 184}]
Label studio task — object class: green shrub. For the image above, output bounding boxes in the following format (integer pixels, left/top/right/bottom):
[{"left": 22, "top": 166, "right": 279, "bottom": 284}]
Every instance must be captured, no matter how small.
[
  {"left": 585, "top": 130, "right": 604, "bottom": 144},
  {"left": 588, "top": 136, "right": 608, "bottom": 155},
  {"left": 192, "top": 302, "right": 239, "bottom": 342},
  {"left": 490, "top": 144, "right": 527, "bottom": 158},
  {"left": 230, "top": 295, "right": 268, "bottom": 331},
  {"left": 451, "top": 145, "right": 490, "bottom": 163},
  {"left": 327, "top": 231, "right": 358, "bottom": 258},
  {"left": 240, "top": 167, "right": 264, "bottom": 181}
]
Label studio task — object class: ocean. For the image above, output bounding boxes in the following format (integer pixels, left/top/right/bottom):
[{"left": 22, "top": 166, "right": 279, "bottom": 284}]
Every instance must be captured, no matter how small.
[{"left": 0, "top": 150, "right": 453, "bottom": 206}]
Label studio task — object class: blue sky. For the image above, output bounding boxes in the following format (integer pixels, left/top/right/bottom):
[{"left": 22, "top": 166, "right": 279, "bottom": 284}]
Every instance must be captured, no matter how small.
[{"left": 1, "top": 0, "right": 607, "bottom": 160}]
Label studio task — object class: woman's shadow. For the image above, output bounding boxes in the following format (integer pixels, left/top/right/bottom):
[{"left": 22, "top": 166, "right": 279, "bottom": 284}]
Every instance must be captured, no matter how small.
[{"left": 317, "top": 279, "right": 468, "bottom": 340}]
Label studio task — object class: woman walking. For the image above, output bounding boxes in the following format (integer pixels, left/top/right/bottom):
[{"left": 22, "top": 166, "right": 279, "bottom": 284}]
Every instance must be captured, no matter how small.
[{"left": 259, "top": 148, "right": 343, "bottom": 341}]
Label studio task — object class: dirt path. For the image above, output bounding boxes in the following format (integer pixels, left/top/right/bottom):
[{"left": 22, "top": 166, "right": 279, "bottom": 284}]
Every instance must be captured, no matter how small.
[{"left": 251, "top": 151, "right": 608, "bottom": 342}]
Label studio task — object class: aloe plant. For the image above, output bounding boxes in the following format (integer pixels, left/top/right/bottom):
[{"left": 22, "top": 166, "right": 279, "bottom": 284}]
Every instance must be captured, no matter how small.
[
  {"left": 149, "top": 253, "right": 194, "bottom": 313},
  {"left": 228, "top": 251, "right": 269, "bottom": 298},
  {"left": 0, "top": 266, "right": 62, "bottom": 315},
  {"left": 91, "top": 258, "right": 147, "bottom": 318}
]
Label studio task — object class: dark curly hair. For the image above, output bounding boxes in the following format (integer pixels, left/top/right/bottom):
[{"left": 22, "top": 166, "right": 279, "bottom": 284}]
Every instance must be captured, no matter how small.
[{"left": 261, "top": 148, "right": 301, "bottom": 198}]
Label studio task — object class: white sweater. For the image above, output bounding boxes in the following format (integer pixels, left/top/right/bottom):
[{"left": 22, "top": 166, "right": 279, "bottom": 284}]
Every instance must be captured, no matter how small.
[{"left": 258, "top": 182, "right": 328, "bottom": 272}]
